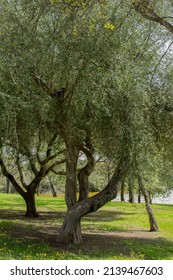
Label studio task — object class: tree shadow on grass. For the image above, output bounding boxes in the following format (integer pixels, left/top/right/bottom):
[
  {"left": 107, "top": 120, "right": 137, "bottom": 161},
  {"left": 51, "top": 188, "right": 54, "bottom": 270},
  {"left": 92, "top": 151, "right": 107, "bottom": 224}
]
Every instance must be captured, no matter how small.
[
  {"left": 0, "top": 209, "right": 66, "bottom": 221},
  {"left": 81, "top": 232, "right": 173, "bottom": 260},
  {"left": 84, "top": 209, "right": 136, "bottom": 222},
  {"left": 0, "top": 208, "right": 135, "bottom": 223},
  {"left": 1, "top": 222, "right": 173, "bottom": 260},
  {"left": 0, "top": 210, "right": 173, "bottom": 260}
]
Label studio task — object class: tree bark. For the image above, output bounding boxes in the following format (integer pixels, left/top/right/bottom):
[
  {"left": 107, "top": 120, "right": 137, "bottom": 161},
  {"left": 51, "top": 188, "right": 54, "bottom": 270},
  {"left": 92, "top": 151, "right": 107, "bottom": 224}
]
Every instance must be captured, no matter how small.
[
  {"left": 57, "top": 157, "right": 128, "bottom": 244},
  {"left": 6, "top": 178, "right": 11, "bottom": 194},
  {"left": 120, "top": 178, "right": 125, "bottom": 202},
  {"left": 50, "top": 182, "right": 57, "bottom": 197},
  {"left": 128, "top": 179, "right": 134, "bottom": 203},
  {"left": 138, "top": 174, "right": 159, "bottom": 232},
  {"left": 148, "top": 191, "right": 152, "bottom": 204},
  {"left": 46, "top": 176, "right": 57, "bottom": 197},
  {"left": 78, "top": 144, "right": 95, "bottom": 201},
  {"left": 62, "top": 141, "right": 81, "bottom": 242},
  {"left": 138, "top": 188, "right": 141, "bottom": 203},
  {"left": 65, "top": 142, "right": 79, "bottom": 209},
  {"left": 23, "top": 190, "right": 39, "bottom": 217},
  {"left": 36, "top": 185, "right": 40, "bottom": 196}
]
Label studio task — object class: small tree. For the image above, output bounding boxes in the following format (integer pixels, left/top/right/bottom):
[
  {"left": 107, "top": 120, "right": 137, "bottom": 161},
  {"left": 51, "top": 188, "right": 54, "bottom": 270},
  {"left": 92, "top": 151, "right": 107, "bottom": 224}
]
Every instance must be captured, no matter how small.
[{"left": 0, "top": 133, "right": 65, "bottom": 217}]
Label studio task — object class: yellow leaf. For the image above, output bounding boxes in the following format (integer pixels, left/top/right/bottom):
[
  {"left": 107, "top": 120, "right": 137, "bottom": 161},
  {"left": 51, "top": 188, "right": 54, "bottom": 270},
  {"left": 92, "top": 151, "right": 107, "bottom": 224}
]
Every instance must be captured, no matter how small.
[{"left": 104, "top": 22, "right": 115, "bottom": 31}]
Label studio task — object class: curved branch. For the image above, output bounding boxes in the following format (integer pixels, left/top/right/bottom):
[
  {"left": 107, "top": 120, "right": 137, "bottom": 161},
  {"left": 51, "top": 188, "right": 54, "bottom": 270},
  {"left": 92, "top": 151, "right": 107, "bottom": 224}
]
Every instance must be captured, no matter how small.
[
  {"left": 132, "top": 0, "right": 173, "bottom": 34},
  {"left": 0, "top": 158, "right": 27, "bottom": 196},
  {"left": 16, "top": 156, "right": 27, "bottom": 188},
  {"left": 51, "top": 169, "right": 66, "bottom": 176},
  {"left": 78, "top": 139, "right": 95, "bottom": 201},
  {"left": 45, "top": 159, "right": 66, "bottom": 175}
]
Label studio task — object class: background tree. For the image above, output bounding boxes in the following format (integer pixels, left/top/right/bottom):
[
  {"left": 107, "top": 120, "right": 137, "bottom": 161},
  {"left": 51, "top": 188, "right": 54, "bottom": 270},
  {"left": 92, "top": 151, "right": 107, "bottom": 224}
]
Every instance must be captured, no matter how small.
[{"left": 0, "top": 131, "right": 65, "bottom": 217}]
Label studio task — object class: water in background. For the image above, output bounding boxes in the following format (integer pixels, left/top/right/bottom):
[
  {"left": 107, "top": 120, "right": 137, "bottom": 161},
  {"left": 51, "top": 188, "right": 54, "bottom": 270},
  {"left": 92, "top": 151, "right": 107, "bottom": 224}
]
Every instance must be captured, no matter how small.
[{"left": 114, "top": 190, "right": 173, "bottom": 205}]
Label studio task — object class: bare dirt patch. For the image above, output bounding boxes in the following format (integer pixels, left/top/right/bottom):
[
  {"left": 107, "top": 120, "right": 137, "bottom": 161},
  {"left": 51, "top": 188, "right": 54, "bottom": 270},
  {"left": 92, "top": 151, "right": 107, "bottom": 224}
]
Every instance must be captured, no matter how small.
[{"left": 0, "top": 209, "right": 162, "bottom": 255}]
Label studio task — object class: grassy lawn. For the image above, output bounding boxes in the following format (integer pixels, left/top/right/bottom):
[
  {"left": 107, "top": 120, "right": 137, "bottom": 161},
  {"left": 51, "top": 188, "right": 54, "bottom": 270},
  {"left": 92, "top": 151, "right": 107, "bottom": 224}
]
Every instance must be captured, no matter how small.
[{"left": 0, "top": 193, "right": 173, "bottom": 260}]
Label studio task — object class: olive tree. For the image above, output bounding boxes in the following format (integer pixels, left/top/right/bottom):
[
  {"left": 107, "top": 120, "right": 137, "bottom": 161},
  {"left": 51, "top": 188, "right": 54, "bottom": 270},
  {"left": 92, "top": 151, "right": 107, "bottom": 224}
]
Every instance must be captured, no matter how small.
[{"left": 0, "top": 0, "right": 169, "bottom": 242}]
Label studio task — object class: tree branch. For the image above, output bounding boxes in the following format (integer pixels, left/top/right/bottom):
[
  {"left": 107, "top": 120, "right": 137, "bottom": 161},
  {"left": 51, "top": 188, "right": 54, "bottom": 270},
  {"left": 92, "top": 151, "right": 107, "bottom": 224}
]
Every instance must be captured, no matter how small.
[
  {"left": 46, "top": 150, "right": 65, "bottom": 163},
  {"left": 51, "top": 169, "right": 66, "bottom": 176},
  {"left": 45, "top": 159, "right": 66, "bottom": 175},
  {"left": 25, "top": 147, "right": 38, "bottom": 176},
  {"left": 132, "top": 0, "right": 173, "bottom": 34},
  {"left": 46, "top": 133, "right": 58, "bottom": 158},
  {"left": 29, "top": 165, "right": 46, "bottom": 191},
  {"left": 0, "top": 158, "right": 27, "bottom": 196},
  {"left": 36, "top": 130, "right": 43, "bottom": 164},
  {"left": 16, "top": 156, "right": 27, "bottom": 188},
  {"left": 31, "top": 71, "right": 53, "bottom": 95}
]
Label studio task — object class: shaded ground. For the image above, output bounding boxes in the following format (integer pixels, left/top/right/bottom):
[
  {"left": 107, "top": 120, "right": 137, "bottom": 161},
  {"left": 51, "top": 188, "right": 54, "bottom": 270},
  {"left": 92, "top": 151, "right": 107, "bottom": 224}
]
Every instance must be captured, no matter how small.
[
  {"left": 0, "top": 209, "right": 161, "bottom": 242},
  {"left": 1, "top": 209, "right": 173, "bottom": 260}
]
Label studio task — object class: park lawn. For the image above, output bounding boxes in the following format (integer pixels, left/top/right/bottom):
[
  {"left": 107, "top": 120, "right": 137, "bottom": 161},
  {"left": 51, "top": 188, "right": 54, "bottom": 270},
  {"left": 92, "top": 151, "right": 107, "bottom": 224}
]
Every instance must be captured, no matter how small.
[{"left": 0, "top": 193, "right": 173, "bottom": 260}]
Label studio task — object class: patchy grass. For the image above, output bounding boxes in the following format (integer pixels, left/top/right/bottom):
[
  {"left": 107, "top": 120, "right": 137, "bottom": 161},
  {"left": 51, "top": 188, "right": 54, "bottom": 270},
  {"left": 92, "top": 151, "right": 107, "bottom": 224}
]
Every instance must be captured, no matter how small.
[{"left": 0, "top": 194, "right": 173, "bottom": 260}]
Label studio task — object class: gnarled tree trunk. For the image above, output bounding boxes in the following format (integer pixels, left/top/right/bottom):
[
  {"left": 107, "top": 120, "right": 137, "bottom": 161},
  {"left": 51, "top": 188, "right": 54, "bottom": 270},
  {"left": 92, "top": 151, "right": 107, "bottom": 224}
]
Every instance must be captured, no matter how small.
[
  {"left": 65, "top": 142, "right": 79, "bottom": 209},
  {"left": 78, "top": 142, "right": 95, "bottom": 202},
  {"left": 62, "top": 141, "right": 81, "bottom": 242},
  {"left": 57, "top": 157, "right": 128, "bottom": 244}
]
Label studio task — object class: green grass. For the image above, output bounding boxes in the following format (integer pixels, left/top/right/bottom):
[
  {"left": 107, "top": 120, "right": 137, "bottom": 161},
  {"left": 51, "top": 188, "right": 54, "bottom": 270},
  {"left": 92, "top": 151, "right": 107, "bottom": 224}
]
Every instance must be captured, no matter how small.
[{"left": 0, "top": 193, "right": 173, "bottom": 260}]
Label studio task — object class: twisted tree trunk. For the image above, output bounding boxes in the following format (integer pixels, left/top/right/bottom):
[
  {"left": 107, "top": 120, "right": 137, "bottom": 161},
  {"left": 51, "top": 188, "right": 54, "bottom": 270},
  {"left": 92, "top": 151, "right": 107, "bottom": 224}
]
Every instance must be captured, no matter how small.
[
  {"left": 78, "top": 142, "right": 95, "bottom": 201},
  {"left": 63, "top": 141, "right": 81, "bottom": 242},
  {"left": 57, "top": 157, "right": 128, "bottom": 244},
  {"left": 65, "top": 142, "right": 79, "bottom": 209}
]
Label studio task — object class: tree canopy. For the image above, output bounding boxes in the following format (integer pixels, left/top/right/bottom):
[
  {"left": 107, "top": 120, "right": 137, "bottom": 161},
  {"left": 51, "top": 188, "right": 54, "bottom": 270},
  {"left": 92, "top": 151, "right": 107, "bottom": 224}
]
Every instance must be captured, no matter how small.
[{"left": 0, "top": 0, "right": 173, "bottom": 243}]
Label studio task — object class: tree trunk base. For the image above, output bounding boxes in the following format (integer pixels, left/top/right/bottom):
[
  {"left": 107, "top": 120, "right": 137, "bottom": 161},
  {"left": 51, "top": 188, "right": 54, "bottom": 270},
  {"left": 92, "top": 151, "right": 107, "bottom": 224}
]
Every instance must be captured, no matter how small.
[
  {"left": 25, "top": 211, "right": 39, "bottom": 218},
  {"left": 24, "top": 192, "right": 39, "bottom": 218},
  {"left": 150, "top": 229, "right": 159, "bottom": 232},
  {"left": 149, "top": 224, "right": 159, "bottom": 232},
  {"left": 56, "top": 233, "right": 82, "bottom": 245},
  {"left": 57, "top": 158, "right": 127, "bottom": 244},
  {"left": 57, "top": 222, "right": 82, "bottom": 244}
]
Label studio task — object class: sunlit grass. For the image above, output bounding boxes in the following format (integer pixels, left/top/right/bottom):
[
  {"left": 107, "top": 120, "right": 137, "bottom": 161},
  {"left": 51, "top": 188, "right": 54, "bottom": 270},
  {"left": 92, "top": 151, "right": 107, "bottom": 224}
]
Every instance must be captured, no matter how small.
[{"left": 0, "top": 194, "right": 173, "bottom": 260}]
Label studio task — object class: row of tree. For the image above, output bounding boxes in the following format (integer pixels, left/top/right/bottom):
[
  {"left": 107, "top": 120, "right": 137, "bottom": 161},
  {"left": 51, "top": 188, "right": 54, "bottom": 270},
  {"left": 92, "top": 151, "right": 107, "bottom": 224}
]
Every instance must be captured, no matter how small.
[{"left": 0, "top": 0, "right": 173, "bottom": 243}]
